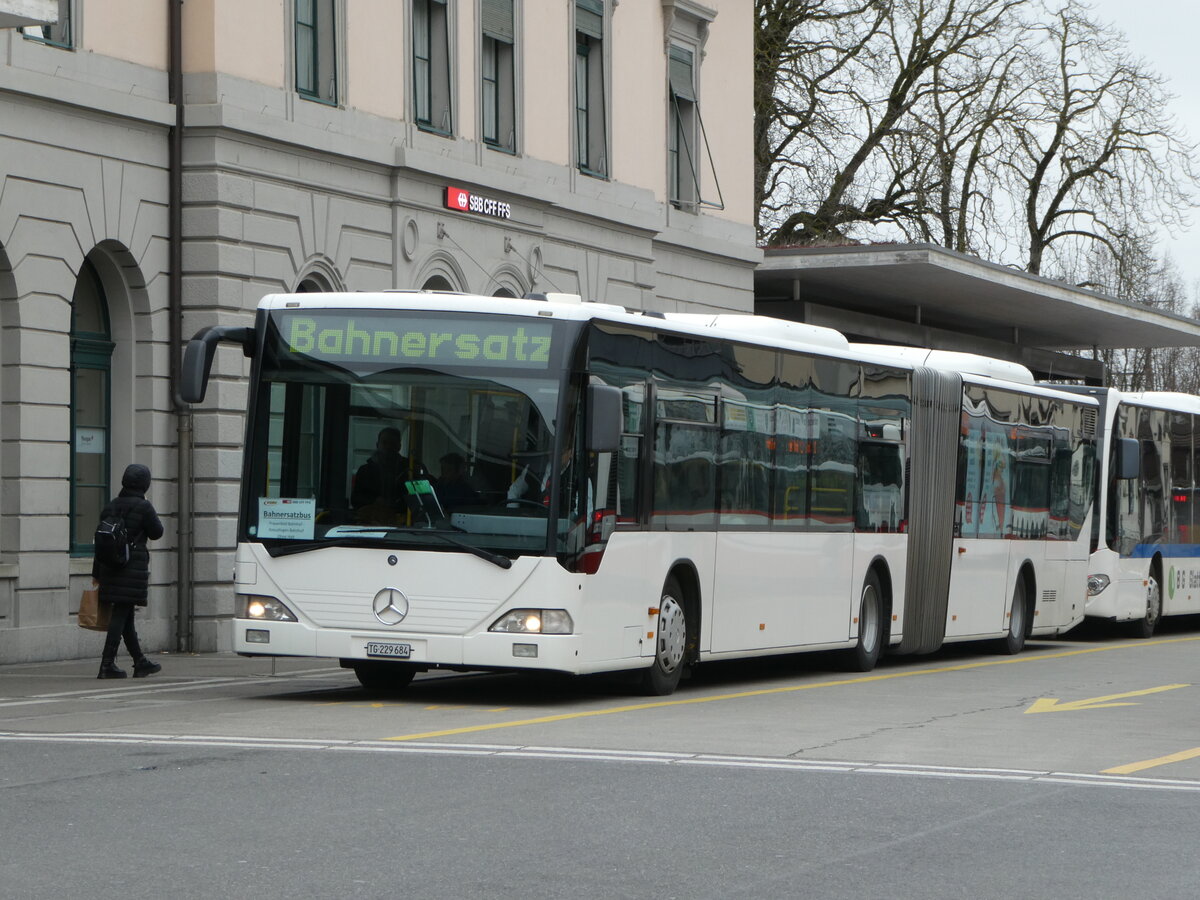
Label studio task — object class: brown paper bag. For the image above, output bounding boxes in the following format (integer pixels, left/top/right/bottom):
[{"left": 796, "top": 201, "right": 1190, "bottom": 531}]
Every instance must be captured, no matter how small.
[{"left": 78, "top": 579, "right": 110, "bottom": 631}]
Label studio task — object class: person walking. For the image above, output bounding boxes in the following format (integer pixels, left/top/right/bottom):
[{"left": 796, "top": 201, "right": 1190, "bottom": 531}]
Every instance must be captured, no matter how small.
[{"left": 94, "top": 463, "right": 165, "bottom": 679}]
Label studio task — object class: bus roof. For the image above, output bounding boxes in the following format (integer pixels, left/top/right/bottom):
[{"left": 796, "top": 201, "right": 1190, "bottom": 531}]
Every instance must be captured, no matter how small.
[
  {"left": 1121, "top": 391, "right": 1200, "bottom": 415},
  {"left": 848, "top": 345, "right": 1035, "bottom": 384},
  {"left": 256, "top": 290, "right": 852, "bottom": 352},
  {"left": 257, "top": 292, "right": 1091, "bottom": 404}
]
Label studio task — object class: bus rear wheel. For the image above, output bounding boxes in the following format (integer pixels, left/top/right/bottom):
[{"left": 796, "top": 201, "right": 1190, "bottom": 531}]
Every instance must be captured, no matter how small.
[
  {"left": 995, "top": 577, "right": 1028, "bottom": 655},
  {"left": 1127, "top": 573, "right": 1161, "bottom": 639},
  {"left": 640, "top": 577, "right": 688, "bottom": 696},
  {"left": 352, "top": 661, "right": 416, "bottom": 692},
  {"left": 846, "top": 571, "right": 884, "bottom": 672}
]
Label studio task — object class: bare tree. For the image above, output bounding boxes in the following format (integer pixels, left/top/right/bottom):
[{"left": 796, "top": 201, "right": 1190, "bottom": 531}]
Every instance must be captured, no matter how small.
[
  {"left": 754, "top": 0, "right": 887, "bottom": 243},
  {"left": 757, "top": 0, "right": 1029, "bottom": 247},
  {"left": 1009, "top": 1, "right": 1198, "bottom": 275},
  {"left": 916, "top": 38, "right": 1034, "bottom": 255},
  {"left": 1055, "top": 235, "right": 1200, "bottom": 391},
  {"left": 757, "top": 0, "right": 1198, "bottom": 281}
]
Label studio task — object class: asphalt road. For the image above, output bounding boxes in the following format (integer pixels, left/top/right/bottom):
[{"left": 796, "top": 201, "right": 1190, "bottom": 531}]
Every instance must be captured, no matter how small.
[{"left": 3, "top": 618, "right": 1200, "bottom": 898}]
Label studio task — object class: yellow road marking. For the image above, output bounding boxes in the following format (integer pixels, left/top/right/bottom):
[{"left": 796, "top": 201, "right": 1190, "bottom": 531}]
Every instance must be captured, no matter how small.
[
  {"left": 1025, "top": 683, "right": 1190, "bottom": 714},
  {"left": 384, "top": 634, "right": 1200, "bottom": 742},
  {"left": 1104, "top": 746, "right": 1200, "bottom": 775}
]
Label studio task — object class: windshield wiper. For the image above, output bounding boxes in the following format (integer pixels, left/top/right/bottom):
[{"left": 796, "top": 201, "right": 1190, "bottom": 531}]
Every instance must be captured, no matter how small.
[
  {"left": 262, "top": 528, "right": 512, "bottom": 568},
  {"left": 395, "top": 528, "right": 513, "bottom": 569}
]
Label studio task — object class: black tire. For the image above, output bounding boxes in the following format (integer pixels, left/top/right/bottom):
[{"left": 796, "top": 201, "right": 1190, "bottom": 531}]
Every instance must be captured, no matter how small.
[
  {"left": 1127, "top": 572, "right": 1162, "bottom": 639},
  {"left": 353, "top": 661, "right": 416, "bottom": 692},
  {"left": 640, "top": 576, "right": 689, "bottom": 696},
  {"left": 847, "top": 570, "right": 885, "bottom": 672},
  {"left": 995, "top": 576, "right": 1028, "bottom": 655}
]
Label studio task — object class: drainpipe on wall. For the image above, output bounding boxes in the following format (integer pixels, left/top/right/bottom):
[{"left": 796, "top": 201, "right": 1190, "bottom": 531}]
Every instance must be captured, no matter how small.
[{"left": 168, "top": 0, "right": 193, "bottom": 652}]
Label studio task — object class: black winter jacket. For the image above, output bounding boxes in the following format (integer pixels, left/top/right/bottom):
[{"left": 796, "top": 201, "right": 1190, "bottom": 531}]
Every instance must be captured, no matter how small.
[{"left": 92, "top": 487, "right": 164, "bottom": 607}]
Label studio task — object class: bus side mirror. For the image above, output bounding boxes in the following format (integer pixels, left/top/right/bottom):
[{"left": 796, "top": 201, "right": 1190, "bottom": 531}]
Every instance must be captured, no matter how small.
[
  {"left": 180, "top": 325, "right": 255, "bottom": 404},
  {"left": 1115, "top": 437, "right": 1140, "bottom": 480},
  {"left": 587, "top": 384, "right": 623, "bottom": 453}
]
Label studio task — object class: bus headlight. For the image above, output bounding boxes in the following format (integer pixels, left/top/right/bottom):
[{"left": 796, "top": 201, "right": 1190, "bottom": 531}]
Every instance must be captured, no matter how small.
[
  {"left": 1087, "top": 574, "right": 1111, "bottom": 596},
  {"left": 237, "top": 595, "right": 298, "bottom": 622},
  {"left": 489, "top": 609, "right": 573, "bottom": 634}
]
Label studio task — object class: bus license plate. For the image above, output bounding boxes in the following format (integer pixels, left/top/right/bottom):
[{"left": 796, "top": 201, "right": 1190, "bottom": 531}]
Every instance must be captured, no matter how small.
[{"left": 365, "top": 641, "right": 412, "bottom": 659}]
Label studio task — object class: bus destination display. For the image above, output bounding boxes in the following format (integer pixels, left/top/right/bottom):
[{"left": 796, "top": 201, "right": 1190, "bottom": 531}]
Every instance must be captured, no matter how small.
[{"left": 279, "top": 313, "right": 555, "bottom": 370}]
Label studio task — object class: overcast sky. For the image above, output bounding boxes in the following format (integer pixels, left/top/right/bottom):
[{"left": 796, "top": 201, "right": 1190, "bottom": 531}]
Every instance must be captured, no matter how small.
[{"left": 1086, "top": 0, "right": 1200, "bottom": 292}]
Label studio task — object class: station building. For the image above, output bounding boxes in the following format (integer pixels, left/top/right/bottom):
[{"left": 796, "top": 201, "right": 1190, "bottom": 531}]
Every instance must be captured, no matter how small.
[
  {"left": 4, "top": 3, "right": 1198, "bottom": 665},
  {"left": 0, "top": 0, "right": 757, "bottom": 660}
]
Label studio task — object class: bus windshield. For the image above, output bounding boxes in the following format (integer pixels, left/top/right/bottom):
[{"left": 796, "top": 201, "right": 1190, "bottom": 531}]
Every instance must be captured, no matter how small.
[{"left": 243, "top": 308, "right": 582, "bottom": 559}]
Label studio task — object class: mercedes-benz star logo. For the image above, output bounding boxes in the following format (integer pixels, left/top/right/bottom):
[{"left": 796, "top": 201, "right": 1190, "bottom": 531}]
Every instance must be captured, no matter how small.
[{"left": 372, "top": 587, "right": 410, "bottom": 626}]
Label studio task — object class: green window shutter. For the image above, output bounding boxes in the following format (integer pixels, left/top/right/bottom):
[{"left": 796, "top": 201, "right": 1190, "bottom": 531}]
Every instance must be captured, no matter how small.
[
  {"left": 576, "top": 0, "right": 603, "bottom": 39},
  {"left": 669, "top": 46, "right": 695, "bottom": 102},
  {"left": 482, "top": 0, "right": 514, "bottom": 42}
]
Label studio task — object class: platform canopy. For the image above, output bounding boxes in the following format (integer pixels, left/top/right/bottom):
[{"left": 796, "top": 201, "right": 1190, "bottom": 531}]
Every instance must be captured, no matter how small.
[{"left": 754, "top": 244, "right": 1200, "bottom": 384}]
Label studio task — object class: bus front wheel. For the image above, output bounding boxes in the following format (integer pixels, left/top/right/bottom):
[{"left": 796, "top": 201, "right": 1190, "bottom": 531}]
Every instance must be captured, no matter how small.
[
  {"left": 352, "top": 661, "right": 416, "bottom": 692},
  {"left": 641, "top": 576, "right": 688, "bottom": 696},
  {"left": 1128, "top": 573, "right": 1161, "bottom": 639}
]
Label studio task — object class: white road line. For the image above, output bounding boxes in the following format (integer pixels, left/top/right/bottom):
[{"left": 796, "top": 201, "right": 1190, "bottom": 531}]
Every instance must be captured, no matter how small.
[
  {"left": 0, "top": 669, "right": 356, "bottom": 708},
  {"left": 2, "top": 729, "right": 1199, "bottom": 793}
]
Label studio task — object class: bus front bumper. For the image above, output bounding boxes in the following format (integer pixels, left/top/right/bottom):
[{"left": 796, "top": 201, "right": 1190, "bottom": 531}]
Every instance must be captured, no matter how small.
[{"left": 233, "top": 618, "right": 585, "bottom": 673}]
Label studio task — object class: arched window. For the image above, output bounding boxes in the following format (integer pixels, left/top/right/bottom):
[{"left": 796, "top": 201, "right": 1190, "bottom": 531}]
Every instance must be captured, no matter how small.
[
  {"left": 422, "top": 275, "right": 454, "bottom": 291},
  {"left": 70, "top": 259, "right": 114, "bottom": 555}
]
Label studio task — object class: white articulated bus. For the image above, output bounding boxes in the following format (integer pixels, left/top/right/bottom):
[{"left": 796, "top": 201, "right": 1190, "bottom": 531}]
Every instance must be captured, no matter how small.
[
  {"left": 182, "top": 292, "right": 1097, "bottom": 694},
  {"left": 1058, "top": 387, "right": 1200, "bottom": 636}
]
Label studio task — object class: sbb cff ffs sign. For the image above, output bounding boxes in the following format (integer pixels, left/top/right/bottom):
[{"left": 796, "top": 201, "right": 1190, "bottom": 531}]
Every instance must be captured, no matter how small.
[{"left": 444, "top": 186, "right": 512, "bottom": 220}]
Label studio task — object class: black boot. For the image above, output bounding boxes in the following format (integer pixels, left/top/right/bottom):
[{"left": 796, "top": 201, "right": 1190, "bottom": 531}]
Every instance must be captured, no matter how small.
[
  {"left": 98, "top": 661, "right": 127, "bottom": 679},
  {"left": 132, "top": 657, "right": 162, "bottom": 678}
]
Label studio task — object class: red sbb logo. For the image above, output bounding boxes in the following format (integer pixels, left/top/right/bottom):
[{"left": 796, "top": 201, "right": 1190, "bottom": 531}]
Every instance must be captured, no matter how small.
[
  {"left": 443, "top": 185, "right": 513, "bottom": 219},
  {"left": 446, "top": 186, "right": 470, "bottom": 211}
]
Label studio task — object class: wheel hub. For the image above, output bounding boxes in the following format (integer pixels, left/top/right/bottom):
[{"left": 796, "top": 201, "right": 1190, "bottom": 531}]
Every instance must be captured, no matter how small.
[
  {"left": 860, "top": 586, "right": 879, "bottom": 653},
  {"left": 657, "top": 597, "right": 686, "bottom": 673},
  {"left": 1147, "top": 579, "right": 1161, "bottom": 626}
]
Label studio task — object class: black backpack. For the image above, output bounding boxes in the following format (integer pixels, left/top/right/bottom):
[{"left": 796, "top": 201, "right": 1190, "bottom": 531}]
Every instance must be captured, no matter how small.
[{"left": 94, "top": 513, "right": 132, "bottom": 568}]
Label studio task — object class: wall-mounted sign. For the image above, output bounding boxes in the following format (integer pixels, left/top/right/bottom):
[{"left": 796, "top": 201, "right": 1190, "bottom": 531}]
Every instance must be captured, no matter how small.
[{"left": 444, "top": 186, "right": 512, "bottom": 220}]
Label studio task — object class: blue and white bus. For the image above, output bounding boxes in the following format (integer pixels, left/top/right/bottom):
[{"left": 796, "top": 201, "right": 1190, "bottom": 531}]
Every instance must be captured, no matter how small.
[
  {"left": 182, "top": 292, "right": 1097, "bottom": 694},
  {"left": 1062, "top": 388, "right": 1200, "bottom": 636}
]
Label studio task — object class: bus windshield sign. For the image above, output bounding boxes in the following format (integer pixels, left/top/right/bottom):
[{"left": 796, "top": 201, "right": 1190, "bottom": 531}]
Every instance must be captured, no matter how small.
[{"left": 277, "top": 312, "right": 555, "bottom": 370}]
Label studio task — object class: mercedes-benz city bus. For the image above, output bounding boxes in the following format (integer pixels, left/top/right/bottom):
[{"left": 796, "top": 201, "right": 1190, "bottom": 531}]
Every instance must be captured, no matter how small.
[
  {"left": 1058, "top": 387, "right": 1200, "bottom": 637},
  {"left": 181, "top": 292, "right": 1097, "bottom": 694}
]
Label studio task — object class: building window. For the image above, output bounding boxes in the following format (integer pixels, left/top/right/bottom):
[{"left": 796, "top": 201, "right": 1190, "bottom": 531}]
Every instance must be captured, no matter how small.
[
  {"left": 22, "top": 0, "right": 72, "bottom": 49},
  {"left": 70, "top": 259, "right": 113, "bottom": 556},
  {"left": 414, "top": 0, "right": 453, "bottom": 134},
  {"left": 575, "top": 0, "right": 607, "bottom": 177},
  {"left": 481, "top": 0, "right": 515, "bottom": 152},
  {"left": 669, "top": 46, "right": 698, "bottom": 208},
  {"left": 666, "top": 38, "right": 724, "bottom": 211},
  {"left": 296, "top": 0, "right": 338, "bottom": 104}
]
